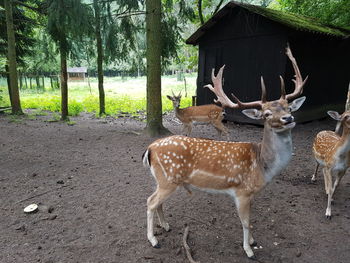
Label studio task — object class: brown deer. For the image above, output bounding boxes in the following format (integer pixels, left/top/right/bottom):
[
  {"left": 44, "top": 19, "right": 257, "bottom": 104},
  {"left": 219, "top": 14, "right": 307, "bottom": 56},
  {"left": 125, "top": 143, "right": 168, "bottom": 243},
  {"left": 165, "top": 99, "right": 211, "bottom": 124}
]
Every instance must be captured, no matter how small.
[
  {"left": 167, "top": 92, "right": 229, "bottom": 138},
  {"left": 143, "top": 46, "right": 307, "bottom": 259},
  {"left": 311, "top": 83, "right": 350, "bottom": 182},
  {"left": 312, "top": 110, "right": 350, "bottom": 219}
]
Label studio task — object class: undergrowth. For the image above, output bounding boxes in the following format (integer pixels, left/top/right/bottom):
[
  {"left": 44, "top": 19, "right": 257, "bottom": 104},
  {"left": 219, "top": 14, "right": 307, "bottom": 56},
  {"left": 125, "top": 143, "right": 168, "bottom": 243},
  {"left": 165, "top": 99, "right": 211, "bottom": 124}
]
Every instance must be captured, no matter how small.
[{"left": 18, "top": 94, "right": 192, "bottom": 117}]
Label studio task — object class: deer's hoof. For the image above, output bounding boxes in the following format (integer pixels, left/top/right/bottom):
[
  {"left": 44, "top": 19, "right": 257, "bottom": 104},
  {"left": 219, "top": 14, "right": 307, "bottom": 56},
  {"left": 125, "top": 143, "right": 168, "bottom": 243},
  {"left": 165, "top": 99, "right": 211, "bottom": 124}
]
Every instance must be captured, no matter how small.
[
  {"left": 248, "top": 255, "right": 257, "bottom": 261},
  {"left": 326, "top": 215, "right": 332, "bottom": 220},
  {"left": 251, "top": 241, "right": 258, "bottom": 247},
  {"left": 153, "top": 243, "right": 161, "bottom": 249}
]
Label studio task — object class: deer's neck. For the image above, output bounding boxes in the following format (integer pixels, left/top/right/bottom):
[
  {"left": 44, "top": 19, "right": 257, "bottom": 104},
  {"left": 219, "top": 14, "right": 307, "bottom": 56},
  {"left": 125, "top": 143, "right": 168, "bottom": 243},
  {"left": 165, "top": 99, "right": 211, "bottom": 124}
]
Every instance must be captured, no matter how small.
[
  {"left": 260, "top": 126, "right": 293, "bottom": 183},
  {"left": 174, "top": 107, "right": 184, "bottom": 119},
  {"left": 335, "top": 125, "right": 350, "bottom": 157}
]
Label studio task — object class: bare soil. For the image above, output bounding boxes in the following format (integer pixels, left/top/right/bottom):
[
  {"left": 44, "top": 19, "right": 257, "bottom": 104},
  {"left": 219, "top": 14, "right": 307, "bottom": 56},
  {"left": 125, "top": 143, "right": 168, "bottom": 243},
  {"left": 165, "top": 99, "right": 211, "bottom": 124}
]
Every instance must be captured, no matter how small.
[{"left": 1, "top": 111, "right": 350, "bottom": 263}]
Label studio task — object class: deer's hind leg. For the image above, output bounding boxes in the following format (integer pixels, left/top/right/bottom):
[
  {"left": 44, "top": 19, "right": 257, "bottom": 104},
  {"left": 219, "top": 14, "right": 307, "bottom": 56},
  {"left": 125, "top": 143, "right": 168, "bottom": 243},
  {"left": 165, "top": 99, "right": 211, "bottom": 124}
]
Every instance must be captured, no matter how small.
[
  {"left": 311, "top": 163, "right": 319, "bottom": 182},
  {"left": 323, "top": 168, "right": 333, "bottom": 219},
  {"left": 147, "top": 165, "right": 177, "bottom": 248},
  {"left": 156, "top": 204, "right": 170, "bottom": 231}
]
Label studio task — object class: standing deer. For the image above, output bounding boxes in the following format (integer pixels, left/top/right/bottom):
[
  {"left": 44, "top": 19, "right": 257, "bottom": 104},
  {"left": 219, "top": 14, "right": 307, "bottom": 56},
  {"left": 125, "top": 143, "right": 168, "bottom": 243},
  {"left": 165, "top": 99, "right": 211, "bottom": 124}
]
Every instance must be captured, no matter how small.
[
  {"left": 311, "top": 83, "right": 350, "bottom": 182},
  {"left": 312, "top": 110, "right": 350, "bottom": 219},
  {"left": 167, "top": 92, "right": 229, "bottom": 138},
  {"left": 143, "top": 46, "right": 307, "bottom": 259}
]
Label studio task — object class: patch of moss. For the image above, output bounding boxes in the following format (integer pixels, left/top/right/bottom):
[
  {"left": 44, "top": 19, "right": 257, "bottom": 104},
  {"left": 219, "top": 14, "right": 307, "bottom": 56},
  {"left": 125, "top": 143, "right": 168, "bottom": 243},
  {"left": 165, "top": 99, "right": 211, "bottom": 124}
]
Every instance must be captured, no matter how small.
[{"left": 237, "top": 2, "right": 349, "bottom": 37}]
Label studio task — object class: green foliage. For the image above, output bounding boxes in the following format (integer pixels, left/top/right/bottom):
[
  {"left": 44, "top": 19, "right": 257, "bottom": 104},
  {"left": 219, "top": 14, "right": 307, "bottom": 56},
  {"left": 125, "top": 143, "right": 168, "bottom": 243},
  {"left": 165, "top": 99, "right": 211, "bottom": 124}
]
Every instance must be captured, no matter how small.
[
  {"left": 277, "top": 0, "right": 350, "bottom": 29},
  {"left": 0, "top": 0, "right": 36, "bottom": 65}
]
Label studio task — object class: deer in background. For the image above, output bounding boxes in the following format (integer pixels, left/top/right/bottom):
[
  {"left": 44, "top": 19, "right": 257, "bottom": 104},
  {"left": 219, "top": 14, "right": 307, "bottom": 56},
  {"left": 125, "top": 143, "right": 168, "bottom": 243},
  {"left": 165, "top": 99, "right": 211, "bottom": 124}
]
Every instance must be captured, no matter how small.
[
  {"left": 167, "top": 92, "right": 229, "bottom": 139},
  {"left": 312, "top": 110, "right": 350, "bottom": 219},
  {"left": 143, "top": 45, "right": 307, "bottom": 259}
]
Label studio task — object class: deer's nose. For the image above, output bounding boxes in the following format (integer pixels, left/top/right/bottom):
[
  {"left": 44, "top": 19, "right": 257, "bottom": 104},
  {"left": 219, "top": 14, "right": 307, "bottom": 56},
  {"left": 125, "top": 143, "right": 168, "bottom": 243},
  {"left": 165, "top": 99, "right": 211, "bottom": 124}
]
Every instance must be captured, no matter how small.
[{"left": 281, "top": 115, "right": 294, "bottom": 124}]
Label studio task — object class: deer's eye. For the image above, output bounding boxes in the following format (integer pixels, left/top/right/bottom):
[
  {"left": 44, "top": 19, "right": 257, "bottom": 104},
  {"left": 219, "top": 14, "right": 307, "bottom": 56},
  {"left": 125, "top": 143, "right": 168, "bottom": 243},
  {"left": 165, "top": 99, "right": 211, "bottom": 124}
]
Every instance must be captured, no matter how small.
[{"left": 264, "top": 111, "right": 272, "bottom": 118}]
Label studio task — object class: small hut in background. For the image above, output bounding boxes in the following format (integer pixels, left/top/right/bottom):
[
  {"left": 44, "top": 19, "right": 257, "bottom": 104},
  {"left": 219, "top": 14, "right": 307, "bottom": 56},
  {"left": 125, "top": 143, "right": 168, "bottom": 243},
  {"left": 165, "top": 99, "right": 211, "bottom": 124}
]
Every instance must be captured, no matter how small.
[
  {"left": 67, "top": 67, "right": 87, "bottom": 81},
  {"left": 186, "top": 1, "right": 350, "bottom": 123}
]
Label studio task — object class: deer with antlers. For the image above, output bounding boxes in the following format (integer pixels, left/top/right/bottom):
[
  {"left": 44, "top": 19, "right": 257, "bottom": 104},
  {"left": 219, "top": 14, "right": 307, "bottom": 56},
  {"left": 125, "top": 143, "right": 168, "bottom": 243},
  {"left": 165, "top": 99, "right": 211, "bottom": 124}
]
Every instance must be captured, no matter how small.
[
  {"left": 167, "top": 92, "right": 229, "bottom": 138},
  {"left": 312, "top": 110, "right": 350, "bottom": 219},
  {"left": 143, "top": 46, "right": 307, "bottom": 259}
]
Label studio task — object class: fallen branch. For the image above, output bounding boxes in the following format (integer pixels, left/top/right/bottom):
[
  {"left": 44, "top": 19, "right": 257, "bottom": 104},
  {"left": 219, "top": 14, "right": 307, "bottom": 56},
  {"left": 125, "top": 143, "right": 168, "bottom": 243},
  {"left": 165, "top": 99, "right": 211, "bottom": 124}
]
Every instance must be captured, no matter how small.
[{"left": 183, "top": 225, "right": 199, "bottom": 263}]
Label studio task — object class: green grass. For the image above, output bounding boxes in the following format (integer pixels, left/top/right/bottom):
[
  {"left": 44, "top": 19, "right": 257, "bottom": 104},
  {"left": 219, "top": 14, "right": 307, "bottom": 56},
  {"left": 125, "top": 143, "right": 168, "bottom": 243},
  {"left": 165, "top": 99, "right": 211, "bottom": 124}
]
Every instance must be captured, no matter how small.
[{"left": 0, "top": 74, "right": 197, "bottom": 117}]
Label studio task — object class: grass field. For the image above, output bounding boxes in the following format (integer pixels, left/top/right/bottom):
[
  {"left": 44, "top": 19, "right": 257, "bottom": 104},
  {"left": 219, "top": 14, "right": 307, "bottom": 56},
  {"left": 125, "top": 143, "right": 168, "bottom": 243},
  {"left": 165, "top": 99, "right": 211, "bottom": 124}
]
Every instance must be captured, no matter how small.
[{"left": 0, "top": 74, "right": 197, "bottom": 117}]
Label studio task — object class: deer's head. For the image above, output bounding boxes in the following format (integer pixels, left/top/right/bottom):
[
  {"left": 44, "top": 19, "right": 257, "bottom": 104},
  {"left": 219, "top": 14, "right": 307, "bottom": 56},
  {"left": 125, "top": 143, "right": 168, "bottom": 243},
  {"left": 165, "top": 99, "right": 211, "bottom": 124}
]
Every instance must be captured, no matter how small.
[
  {"left": 204, "top": 45, "right": 308, "bottom": 134},
  {"left": 167, "top": 92, "right": 182, "bottom": 108},
  {"left": 328, "top": 110, "right": 350, "bottom": 129}
]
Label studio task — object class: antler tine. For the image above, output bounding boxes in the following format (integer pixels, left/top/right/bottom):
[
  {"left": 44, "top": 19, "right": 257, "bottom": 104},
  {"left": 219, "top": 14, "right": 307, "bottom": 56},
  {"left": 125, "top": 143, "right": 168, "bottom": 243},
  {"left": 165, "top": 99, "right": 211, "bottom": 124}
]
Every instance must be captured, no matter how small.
[
  {"left": 285, "top": 44, "right": 308, "bottom": 100},
  {"left": 279, "top": 75, "right": 286, "bottom": 99},
  {"left": 260, "top": 76, "right": 267, "bottom": 103},
  {"left": 204, "top": 65, "right": 240, "bottom": 109},
  {"left": 204, "top": 65, "right": 264, "bottom": 109},
  {"left": 229, "top": 77, "right": 264, "bottom": 109},
  {"left": 171, "top": 90, "right": 175, "bottom": 97}
]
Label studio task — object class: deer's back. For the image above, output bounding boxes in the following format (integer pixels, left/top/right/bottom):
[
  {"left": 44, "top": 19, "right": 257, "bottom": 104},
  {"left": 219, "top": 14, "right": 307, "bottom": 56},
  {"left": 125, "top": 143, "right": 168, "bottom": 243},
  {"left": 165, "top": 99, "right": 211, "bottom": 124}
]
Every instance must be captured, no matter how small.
[
  {"left": 178, "top": 104, "right": 223, "bottom": 122},
  {"left": 313, "top": 130, "right": 346, "bottom": 166},
  {"left": 147, "top": 135, "right": 264, "bottom": 193}
]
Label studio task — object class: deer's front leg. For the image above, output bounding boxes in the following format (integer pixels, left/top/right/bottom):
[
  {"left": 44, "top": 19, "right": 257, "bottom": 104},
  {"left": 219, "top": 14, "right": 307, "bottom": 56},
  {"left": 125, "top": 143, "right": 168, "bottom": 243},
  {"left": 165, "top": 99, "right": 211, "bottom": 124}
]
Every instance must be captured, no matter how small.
[
  {"left": 236, "top": 195, "right": 255, "bottom": 259},
  {"left": 183, "top": 123, "right": 192, "bottom": 136}
]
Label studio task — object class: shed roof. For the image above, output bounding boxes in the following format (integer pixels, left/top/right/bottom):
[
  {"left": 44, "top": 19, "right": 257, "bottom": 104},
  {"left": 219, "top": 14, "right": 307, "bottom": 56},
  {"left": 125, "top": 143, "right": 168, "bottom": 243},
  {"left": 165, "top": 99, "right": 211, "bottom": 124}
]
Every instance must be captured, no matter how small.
[
  {"left": 67, "top": 67, "right": 87, "bottom": 73},
  {"left": 186, "top": 1, "right": 350, "bottom": 45}
]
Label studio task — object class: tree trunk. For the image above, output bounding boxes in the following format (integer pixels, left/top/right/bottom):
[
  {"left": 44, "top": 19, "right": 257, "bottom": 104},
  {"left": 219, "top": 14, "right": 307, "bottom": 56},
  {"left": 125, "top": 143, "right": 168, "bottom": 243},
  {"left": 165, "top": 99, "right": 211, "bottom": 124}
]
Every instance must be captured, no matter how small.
[
  {"left": 59, "top": 42, "right": 68, "bottom": 120},
  {"left": 19, "top": 71, "right": 22, "bottom": 89},
  {"left": 93, "top": 0, "right": 105, "bottom": 116},
  {"left": 35, "top": 75, "right": 40, "bottom": 89},
  {"left": 145, "top": 0, "right": 170, "bottom": 136},
  {"left": 5, "top": 65, "right": 12, "bottom": 105},
  {"left": 5, "top": 0, "right": 22, "bottom": 114},
  {"left": 24, "top": 74, "right": 28, "bottom": 89}
]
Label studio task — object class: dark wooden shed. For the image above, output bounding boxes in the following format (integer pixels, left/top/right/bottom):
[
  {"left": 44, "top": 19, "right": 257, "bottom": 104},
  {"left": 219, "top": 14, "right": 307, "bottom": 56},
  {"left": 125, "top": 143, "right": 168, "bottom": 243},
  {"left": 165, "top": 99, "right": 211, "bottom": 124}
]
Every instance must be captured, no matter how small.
[{"left": 186, "top": 1, "right": 350, "bottom": 123}]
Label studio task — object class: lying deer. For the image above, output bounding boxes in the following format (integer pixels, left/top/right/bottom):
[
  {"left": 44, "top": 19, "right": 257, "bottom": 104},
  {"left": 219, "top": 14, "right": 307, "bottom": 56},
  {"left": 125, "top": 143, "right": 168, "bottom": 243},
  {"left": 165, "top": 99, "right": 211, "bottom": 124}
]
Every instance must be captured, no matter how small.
[
  {"left": 167, "top": 92, "right": 229, "bottom": 138},
  {"left": 312, "top": 110, "right": 350, "bottom": 219},
  {"left": 143, "top": 46, "right": 307, "bottom": 259}
]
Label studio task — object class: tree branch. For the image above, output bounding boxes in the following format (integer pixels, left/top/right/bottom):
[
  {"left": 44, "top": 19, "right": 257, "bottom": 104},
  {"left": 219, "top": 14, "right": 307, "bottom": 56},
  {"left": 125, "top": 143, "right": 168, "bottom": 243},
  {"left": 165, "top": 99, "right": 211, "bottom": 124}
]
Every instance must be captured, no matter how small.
[
  {"left": 12, "top": 0, "right": 40, "bottom": 13},
  {"left": 197, "top": 0, "right": 204, "bottom": 25},
  {"left": 213, "top": 0, "right": 224, "bottom": 15},
  {"left": 183, "top": 226, "right": 199, "bottom": 263}
]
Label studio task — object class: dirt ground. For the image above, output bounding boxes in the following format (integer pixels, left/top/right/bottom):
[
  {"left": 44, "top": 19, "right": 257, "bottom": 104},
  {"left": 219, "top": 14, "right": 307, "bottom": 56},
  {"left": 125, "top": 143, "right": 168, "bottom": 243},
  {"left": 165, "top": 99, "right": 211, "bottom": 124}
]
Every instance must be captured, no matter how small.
[{"left": 1, "top": 111, "right": 350, "bottom": 263}]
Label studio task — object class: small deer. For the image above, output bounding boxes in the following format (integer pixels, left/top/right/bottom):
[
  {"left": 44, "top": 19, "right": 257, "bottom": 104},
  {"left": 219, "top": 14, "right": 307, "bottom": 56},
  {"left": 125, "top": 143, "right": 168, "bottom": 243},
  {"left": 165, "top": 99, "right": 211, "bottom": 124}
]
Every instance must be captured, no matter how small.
[
  {"left": 166, "top": 92, "right": 229, "bottom": 138},
  {"left": 143, "top": 46, "right": 307, "bottom": 259},
  {"left": 312, "top": 110, "right": 350, "bottom": 219}
]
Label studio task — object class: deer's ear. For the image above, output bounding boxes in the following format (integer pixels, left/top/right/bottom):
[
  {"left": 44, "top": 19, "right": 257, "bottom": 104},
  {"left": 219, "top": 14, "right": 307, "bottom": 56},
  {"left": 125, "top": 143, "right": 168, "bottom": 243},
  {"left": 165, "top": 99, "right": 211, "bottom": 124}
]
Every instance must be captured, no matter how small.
[
  {"left": 166, "top": 95, "right": 172, "bottom": 100},
  {"left": 327, "top": 111, "right": 341, "bottom": 121},
  {"left": 289, "top": 96, "right": 306, "bottom": 112},
  {"left": 242, "top": 109, "right": 263, "bottom": 120}
]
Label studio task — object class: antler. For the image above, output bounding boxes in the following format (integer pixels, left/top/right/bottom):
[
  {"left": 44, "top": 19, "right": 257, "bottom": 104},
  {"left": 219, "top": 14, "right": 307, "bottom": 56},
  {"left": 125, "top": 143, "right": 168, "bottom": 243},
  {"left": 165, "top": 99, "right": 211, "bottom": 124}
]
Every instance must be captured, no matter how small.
[
  {"left": 204, "top": 65, "right": 237, "bottom": 108},
  {"left": 204, "top": 65, "right": 264, "bottom": 109},
  {"left": 285, "top": 44, "right": 308, "bottom": 100}
]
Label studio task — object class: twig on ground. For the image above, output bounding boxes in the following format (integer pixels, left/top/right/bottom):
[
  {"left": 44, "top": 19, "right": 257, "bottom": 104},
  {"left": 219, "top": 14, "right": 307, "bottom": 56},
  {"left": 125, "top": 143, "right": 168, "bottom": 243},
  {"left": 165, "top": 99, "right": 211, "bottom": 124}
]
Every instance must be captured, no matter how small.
[
  {"left": 15, "top": 190, "right": 52, "bottom": 204},
  {"left": 183, "top": 225, "right": 199, "bottom": 263}
]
